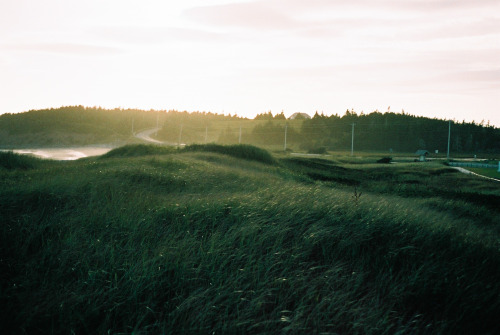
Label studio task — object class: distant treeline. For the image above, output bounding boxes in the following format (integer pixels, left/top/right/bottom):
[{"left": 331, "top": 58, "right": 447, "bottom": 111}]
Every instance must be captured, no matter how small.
[
  {"left": 297, "top": 110, "right": 500, "bottom": 153},
  {"left": 1, "top": 106, "right": 499, "bottom": 153},
  {"left": 157, "top": 109, "right": 500, "bottom": 154}
]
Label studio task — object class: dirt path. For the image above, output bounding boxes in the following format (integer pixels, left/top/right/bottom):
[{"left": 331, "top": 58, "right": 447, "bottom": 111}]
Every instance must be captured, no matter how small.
[{"left": 134, "top": 128, "right": 163, "bottom": 144}]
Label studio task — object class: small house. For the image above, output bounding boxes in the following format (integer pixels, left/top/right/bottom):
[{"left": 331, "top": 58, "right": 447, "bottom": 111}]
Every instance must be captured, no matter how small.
[
  {"left": 415, "top": 150, "right": 429, "bottom": 162},
  {"left": 289, "top": 112, "right": 311, "bottom": 120}
]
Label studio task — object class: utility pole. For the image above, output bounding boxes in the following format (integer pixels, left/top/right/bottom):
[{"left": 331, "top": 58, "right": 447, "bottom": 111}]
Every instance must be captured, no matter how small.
[
  {"left": 447, "top": 120, "right": 451, "bottom": 160},
  {"left": 155, "top": 110, "right": 159, "bottom": 137},
  {"left": 284, "top": 121, "right": 288, "bottom": 152},
  {"left": 155, "top": 110, "right": 160, "bottom": 136},
  {"left": 351, "top": 123, "right": 355, "bottom": 156},
  {"left": 178, "top": 124, "right": 183, "bottom": 148}
]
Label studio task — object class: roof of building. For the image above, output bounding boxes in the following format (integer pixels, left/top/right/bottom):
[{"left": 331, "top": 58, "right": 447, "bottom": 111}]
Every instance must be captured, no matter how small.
[
  {"left": 415, "top": 150, "right": 430, "bottom": 155},
  {"left": 289, "top": 112, "right": 311, "bottom": 120}
]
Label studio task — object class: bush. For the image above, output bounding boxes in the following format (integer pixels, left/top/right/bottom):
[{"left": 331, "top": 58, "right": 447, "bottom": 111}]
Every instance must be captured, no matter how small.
[
  {"left": 307, "top": 146, "right": 327, "bottom": 154},
  {"left": 183, "top": 144, "right": 276, "bottom": 164},
  {"left": 100, "top": 144, "right": 174, "bottom": 158},
  {"left": 377, "top": 157, "right": 392, "bottom": 164},
  {"left": 0, "top": 151, "right": 40, "bottom": 170}
]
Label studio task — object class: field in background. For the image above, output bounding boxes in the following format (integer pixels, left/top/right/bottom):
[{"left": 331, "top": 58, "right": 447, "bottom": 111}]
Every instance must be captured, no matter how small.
[
  {"left": 468, "top": 167, "right": 500, "bottom": 180},
  {"left": 1, "top": 145, "right": 500, "bottom": 334}
]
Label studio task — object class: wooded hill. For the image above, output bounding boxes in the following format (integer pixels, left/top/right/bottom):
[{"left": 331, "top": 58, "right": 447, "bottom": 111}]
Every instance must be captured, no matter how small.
[
  {"left": 1, "top": 106, "right": 499, "bottom": 154},
  {"left": 0, "top": 106, "right": 157, "bottom": 148}
]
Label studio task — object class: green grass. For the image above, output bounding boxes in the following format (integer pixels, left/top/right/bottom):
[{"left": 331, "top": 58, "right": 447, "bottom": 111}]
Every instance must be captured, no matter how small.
[
  {"left": 0, "top": 150, "right": 43, "bottom": 170},
  {"left": 101, "top": 144, "right": 176, "bottom": 158},
  {"left": 468, "top": 167, "right": 500, "bottom": 180},
  {"left": 1, "top": 147, "right": 500, "bottom": 334},
  {"left": 183, "top": 143, "right": 277, "bottom": 165},
  {"left": 101, "top": 143, "right": 276, "bottom": 165}
]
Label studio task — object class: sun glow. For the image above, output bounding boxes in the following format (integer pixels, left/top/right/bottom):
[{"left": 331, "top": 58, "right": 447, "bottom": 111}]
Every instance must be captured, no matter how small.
[{"left": 0, "top": 0, "right": 499, "bottom": 125}]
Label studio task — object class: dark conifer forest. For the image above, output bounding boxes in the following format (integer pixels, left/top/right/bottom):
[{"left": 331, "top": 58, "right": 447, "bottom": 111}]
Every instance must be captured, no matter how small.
[{"left": 0, "top": 106, "right": 498, "bottom": 153}]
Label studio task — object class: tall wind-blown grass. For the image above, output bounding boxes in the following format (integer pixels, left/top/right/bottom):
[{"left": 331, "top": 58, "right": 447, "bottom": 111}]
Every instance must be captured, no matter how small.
[
  {"left": 1, "top": 145, "right": 499, "bottom": 334},
  {"left": 183, "top": 143, "right": 276, "bottom": 165},
  {"left": 0, "top": 151, "right": 41, "bottom": 170},
  {"left": 101, "top": 144, "right": 175, "bottom": 158}
]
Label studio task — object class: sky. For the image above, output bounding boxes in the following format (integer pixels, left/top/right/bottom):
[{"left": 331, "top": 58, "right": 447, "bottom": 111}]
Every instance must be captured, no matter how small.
[{"left": 1, "top": 0, "right": 499, "bottom": 126}]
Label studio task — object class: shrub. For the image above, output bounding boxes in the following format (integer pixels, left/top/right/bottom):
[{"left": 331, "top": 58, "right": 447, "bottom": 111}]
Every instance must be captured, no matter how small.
[
  {"left": 307, "top": 146, "right": 327, "bottom": 154},
  {"left": 0, "top": 151, "right": 40, "bottom": 170},
  {"left": 100, "top": 144, "right": 174, "bottom": 158},
  {"left": 183, "top": 144, "right": 276, "bottom": 164},
  {"left": 377, "top": 157, "right": 392, "bottom": 164}
]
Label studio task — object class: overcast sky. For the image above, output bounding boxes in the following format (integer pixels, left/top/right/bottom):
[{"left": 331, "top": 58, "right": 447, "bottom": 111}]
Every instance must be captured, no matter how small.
[{"left": 1, "top": 0, "right": 499, "bottom": 126}]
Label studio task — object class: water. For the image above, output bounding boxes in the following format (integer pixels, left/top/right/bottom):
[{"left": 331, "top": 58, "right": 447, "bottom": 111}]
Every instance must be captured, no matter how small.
[{"left": 3, "top": 147, "right": 113, "bottom": 160}]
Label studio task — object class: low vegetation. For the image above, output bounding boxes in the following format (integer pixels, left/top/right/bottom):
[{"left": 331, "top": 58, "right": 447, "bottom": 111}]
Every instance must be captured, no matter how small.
[
  {"left": 1, "top": 145, "right": 500, "bottom": 334},
  {"left": 0, "top": 150, "right": 43, "bottom": 170},
  {"left": 101, "top": 144, "right": 175, "bottom": 158},
  {"left": 468, "top": 167, "right": 500, "bottom": 180},
  {"left": 183, "top": 143, "right": 276, "bottom": 165}
]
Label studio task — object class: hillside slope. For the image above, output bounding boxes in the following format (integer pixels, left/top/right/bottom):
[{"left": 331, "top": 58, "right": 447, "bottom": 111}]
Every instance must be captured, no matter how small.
[{"left": 0, "top": 106, "right": 158, "bottom": 148}]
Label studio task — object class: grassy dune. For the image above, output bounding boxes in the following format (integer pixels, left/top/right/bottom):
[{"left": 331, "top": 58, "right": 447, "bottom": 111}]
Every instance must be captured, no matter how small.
[
  {"left": 0, "top": 150, "right": 44, "bottom": 170},
  {"left": 1, "top": 146, "right": 500, "bottom": 334}
]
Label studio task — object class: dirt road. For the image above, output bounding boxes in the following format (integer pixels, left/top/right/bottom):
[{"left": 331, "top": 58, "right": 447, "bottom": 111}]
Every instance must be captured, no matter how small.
[{"left": 134, "top": 128, "right": 163, "bottom": 144}]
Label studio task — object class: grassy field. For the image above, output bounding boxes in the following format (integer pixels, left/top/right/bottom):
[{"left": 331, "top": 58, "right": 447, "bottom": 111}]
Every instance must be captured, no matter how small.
[
  {"left": 1, "top": 145, "right": 500, "bottom": 334},
  {"left": 468, "top": 167, "right": 500, "bottom": 180}
]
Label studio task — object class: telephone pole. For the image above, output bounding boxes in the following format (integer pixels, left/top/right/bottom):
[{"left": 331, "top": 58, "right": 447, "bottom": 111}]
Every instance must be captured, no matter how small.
[
  {"left": 155, "top": 110, "right": 159, "bottom": 137},
  {"left": 284, "top": 121, "right": 288, "bottom": 152},
  {"left": 447, "top": 120, "right": 451, "bottom": 160},
  {"left": 178, "top": 124, "right": 183, "bottom": 148},
  {"left": 351, "top": 123, "right": 355, "bottom": 156}
]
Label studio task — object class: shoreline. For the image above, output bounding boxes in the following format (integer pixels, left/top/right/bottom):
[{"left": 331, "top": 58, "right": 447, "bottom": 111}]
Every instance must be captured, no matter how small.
[{"left": 1, "top": 146, "right": 115, "bottom": 160}]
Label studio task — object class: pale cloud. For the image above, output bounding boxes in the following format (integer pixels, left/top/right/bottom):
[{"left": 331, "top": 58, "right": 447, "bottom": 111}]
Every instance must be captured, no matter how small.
[
  {"left": 0, "top": 0, "right": 499, "bottom": 126},
  {"left": 184, "top": 2, "right": 298, "bottom": 31},
  {"left": 183, "top": 0, "right": 500, "bottom": 40},
  {"left": 1, "top": 43, "right": 123, "bottom": 56},
  {"left": 274, "top": 0, "right": 500, "bottom": 13},
  {"left": 87, "top": 26, "right": 230, "bottom": 46},
  {"left": 397, "top": 17, "right": 500, "bottom": 41},
  {"left": 437, "top": 69, "right": 500, "bottom": 86}
]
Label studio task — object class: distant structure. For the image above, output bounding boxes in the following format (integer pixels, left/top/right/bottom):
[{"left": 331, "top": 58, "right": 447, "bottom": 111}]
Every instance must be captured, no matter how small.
[
  {"left": 289, "top": 112, "right": 311, "bottom": 120},
  {"left": 415, "top": 150, "right": 430, "bottom": 162}
]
